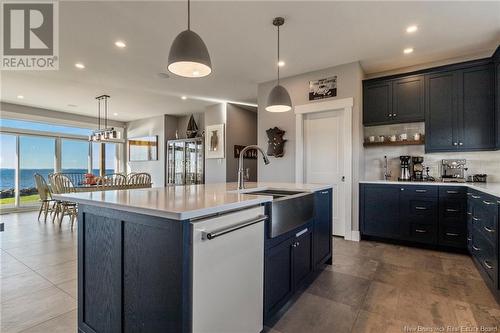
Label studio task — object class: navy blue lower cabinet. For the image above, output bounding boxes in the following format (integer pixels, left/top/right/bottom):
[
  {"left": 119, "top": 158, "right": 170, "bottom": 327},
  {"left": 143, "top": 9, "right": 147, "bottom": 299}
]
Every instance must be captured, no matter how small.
[
  {"left": 438, "top": 187, "right": 467, "bottom": 249},
  {"left": 400, "top": 185, "right": 438, "bottom": 244},
  {"left": 264, "top": 224, "right": 314, "bottom": 322},
  {"left": 360, "top": 184, "right": 401, "bottom": 239},
  {"left": 313, "top": 189, "right": 333, "bottom": 269}
]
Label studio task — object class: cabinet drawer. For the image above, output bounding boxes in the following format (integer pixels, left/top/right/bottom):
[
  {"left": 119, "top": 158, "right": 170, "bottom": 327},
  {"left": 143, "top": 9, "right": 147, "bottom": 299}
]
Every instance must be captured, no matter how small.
[
  {"left": 439, "top": 186, "right": 466, "bottom": 199},
  {"left": 440, "top": 199, "right": 466, "bottom": 218},
  {"left": 408, "top": 199, "right": 437, "bottom": 219},
  {"left": 400, "top": 186, "right": 438, "bottom": 197},
  {"left": 409, "top": 223, "right": 437, "bottom": 244},
  {"left": 439, "top": 225, "right": 466, "bottom": 248},
  {"left": 473, "top": 197, "right": 498, "bottom": 245},
  {"left": 471, "top": 233, "right": 498, "bottom": 285}
]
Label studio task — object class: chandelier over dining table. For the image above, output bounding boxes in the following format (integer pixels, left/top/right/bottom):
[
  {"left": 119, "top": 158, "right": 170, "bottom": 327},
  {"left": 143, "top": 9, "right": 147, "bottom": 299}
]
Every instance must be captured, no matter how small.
[{"left": 89, "top": 94, "right": 119, "bottom": 142}]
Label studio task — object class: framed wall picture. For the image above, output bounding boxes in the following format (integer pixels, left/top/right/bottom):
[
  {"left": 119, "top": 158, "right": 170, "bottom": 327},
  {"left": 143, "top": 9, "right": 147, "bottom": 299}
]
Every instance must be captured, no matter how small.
[
  {"left": 128, "top": 135, "right": 158, "bottom": 161},
  {"left": 309, "top": 76, "right": 337, "bottom": 101},
  {"left": 205, "top": 124, "right": 225, "bottom": 159}
]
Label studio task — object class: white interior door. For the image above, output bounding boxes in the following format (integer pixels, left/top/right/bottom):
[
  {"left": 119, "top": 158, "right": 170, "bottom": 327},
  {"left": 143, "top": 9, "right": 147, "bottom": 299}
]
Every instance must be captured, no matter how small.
[{"left": 304, "top": 110, "right": 346, "bottom": 237}]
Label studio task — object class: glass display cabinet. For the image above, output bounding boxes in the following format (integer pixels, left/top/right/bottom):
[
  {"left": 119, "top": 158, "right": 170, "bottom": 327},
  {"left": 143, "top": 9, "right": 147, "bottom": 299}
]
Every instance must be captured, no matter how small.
[{"left": 167, "top": 138, "right": 204, "bottom": 185}]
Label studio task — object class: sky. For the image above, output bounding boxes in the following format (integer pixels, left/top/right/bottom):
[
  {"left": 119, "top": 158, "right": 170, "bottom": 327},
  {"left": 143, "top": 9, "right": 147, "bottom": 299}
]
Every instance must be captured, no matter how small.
[{"left": 0, "top": 119, "right": 115, "bottom": 170}]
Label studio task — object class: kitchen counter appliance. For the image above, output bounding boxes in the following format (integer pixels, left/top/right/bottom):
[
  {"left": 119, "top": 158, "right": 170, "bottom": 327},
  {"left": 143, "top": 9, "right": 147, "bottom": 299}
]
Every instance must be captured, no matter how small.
[
  {"left": 441, "top": 159, "right": 466, "bottom": 182},
  {"left": 399, "top": 156, "right": 411, "bottom": 181},
  {"left": 411, "top": 156, "right": 424, "bottom": 181}
]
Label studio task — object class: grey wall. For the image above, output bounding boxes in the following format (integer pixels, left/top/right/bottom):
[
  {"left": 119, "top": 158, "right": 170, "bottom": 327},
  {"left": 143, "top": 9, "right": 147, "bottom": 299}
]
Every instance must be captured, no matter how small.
[
  {"left": 257, "top": 61, "right": 364, "bottom": 230},
  {"left": 204, "top": 103, "right": 227, "bottom": 183},
  {"left": 226, "top": 104, "right": 258, "bottom": 182},
  {"left": 176, "top": 113, "right": 205, "bottom": 139},
  {"left": 126, "top": 115, "right": 177, "bottom": 187}
]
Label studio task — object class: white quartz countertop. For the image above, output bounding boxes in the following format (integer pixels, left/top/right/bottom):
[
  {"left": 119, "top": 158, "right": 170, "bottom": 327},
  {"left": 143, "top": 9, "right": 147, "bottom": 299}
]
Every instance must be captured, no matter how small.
[
  {"left": 53, "top": 182, "right": 332, "bottom": 220},
  {"left": 360, "top": 180, "right": 500, "bottom": 198}
]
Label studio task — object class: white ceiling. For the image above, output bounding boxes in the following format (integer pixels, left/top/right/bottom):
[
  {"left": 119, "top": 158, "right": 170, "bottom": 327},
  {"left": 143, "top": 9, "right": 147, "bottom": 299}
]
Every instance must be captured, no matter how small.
[{"left": 1, "top": 1, "right": 499, "bottom": 122}]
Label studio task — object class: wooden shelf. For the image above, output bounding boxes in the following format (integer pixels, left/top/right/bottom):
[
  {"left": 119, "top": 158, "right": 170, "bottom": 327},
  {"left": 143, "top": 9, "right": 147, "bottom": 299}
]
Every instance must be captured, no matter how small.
[{"left": 363, "top": 139, "right": 425, "bottom": 147}]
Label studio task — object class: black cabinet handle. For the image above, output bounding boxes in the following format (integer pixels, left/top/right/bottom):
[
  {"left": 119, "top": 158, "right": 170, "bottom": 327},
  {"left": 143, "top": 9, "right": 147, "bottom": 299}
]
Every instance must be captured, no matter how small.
[
  {"left": 320, "top": 191, "right": 329, "bottom": 195},
  {"left": 467, "top": 237, "right": 472, "bottom": 241},
  {"left": 482, "top": 200, "right": 495, "bottom": 205},
  {"left": 484, "top": 226, "right": 495, "bottom": 233},
  {"left": 447, "top": 190, "right": 459, "bottom": 194},
  {"left": 458, "top": 142, "right": 463, "bottom": 146},
  {"left": 467, "top": 212, "right": 472, "bottom": 215},
  {"left": 446, "top": 208, "right": 459, "bottom": 212},
  {"left": 471, "top": 195, "right": 481, "bottom": 199},
  {"left": 415, "top": 189, "right": 427, "bottom": 193},
  {"left": 453, "top": 142, "right": 458, "bottom": 146},
  {"left": 292, "top": 241, "right": 300, "bottom": 248},
  {"left": 415, "top": 229, "right": 427, "bottom": 233},
  {"left": 484, "top": 260, "right": 493, "bottom": 269},
  {"left": 472, "top": 217, "right": 480, "bottom": 222},
  {"left": 472, "top": 245, "right": 481, "bottom": 251},
  {"left": 415, "top": 206, "right": 428, "bottom": 210},
  {"left": 445, "top": 232, "right": 459, "bottom": 237}
]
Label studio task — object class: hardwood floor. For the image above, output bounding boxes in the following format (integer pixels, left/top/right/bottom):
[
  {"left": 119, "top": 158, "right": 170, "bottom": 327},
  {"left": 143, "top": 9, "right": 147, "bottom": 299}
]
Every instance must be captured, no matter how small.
[{"left": 1, "top": 211, "right": 498, "bottom": 332}]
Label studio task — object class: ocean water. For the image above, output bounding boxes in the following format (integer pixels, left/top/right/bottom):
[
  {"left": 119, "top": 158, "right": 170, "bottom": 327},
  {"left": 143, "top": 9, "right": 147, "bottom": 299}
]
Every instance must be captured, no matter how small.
[{"left": 0, "top": 169, "right": 115, "bottom": 190}]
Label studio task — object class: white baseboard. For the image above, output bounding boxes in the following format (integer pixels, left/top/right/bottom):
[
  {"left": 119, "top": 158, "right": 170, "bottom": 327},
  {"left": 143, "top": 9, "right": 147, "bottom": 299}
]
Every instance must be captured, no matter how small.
[{"left": 350, "top": 231, "right": 360, "bottom": 242}]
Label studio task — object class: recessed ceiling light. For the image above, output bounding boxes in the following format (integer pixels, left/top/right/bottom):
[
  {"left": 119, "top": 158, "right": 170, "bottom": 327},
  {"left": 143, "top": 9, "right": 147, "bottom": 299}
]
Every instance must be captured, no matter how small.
[
  {"left": 403, "top": 48, "right": 414, "bottom": 54},
  {"left": 17, "top": 95, "right": 24, "bottom": 99},
  {"left": 115, "top": 40, "right": 126, "bottom": 48},
  {"left": 75, "top": 63, "right": 85, "bottom": 69},
  {"left": 113, "top": 112, "right": 118, "bottom": 116},
  {"left": 278, "top": 60, "right": 285, "bottom": 67},
  {"left": 181, "top": 96, "right": 187, "bottom": 100},
  {"left": 406, "top": 25, "right": 418, "bottom": 33}
]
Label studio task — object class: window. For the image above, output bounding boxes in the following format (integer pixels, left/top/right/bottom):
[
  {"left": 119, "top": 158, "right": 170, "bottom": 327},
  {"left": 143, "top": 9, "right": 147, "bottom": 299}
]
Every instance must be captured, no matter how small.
[
  {"left": 19, "top": 136, "right": 55, "bottom": 205},
  {"left": 0, "top": 134, "right": 16, "bottom": 207},
  {"left": 0, "top": 119, "right": 92, "bottom": 136},
  {"left": 92, "top": 142, "right": 116, "bottom": 175},
  {"left": 61, "top": 139, "right": 90, "bottom": 173}
]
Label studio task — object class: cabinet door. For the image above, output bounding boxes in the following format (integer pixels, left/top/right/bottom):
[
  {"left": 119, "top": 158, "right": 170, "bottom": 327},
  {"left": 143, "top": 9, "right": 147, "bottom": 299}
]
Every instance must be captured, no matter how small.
[
  {"left": 495, "top": 60, "right": 500, "bottom": 148},
  {"left": 425, "top": 71, "right": 458, "bottom": 152},
  {"left": 458, "top": 64, "right": 495, "bottom": 150},
  {"left": 392, "top": 75, "right": 424, "bottom": 123},
  {"left": 399, "top": 186, "right": 438, "bottom": 244},
  {"left": 361, "top": 185, "right": 400, "bottom": 238},
  {"left": 264, "top": 237, "right": 294, "bottom": 318},
  {"left": 363, "top": 81, "right": 392, "bottom": 125},
  {"left": 313, "top": 190, "right": 332, "bottom": 268},
  {"left": 293, "top": 228, "right": 313, "bottom": 288}
]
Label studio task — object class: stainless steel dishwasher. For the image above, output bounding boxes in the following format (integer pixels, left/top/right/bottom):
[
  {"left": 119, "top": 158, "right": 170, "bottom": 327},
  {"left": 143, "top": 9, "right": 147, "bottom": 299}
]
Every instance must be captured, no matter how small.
[{"left": 191, "top": 206, "right": 266, "bottom": 333}]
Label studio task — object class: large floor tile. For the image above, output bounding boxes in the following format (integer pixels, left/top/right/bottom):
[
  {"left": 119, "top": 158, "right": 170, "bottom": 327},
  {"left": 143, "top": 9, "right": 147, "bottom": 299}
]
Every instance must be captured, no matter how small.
[
  {"left": 0, "top": 252, "right": 31, "bottom": 278},
  {"left": 271, "top": 292, "right": 358, "bottom": 333},
  {"left": 19, "top": 309, "right": 77, "bottom": 333},
  {"left": 329, "top": 253, "right": 380, "bottom": 279},
  {"left": 306, "top": 270, "right": 371, "bottom": 308},
  {"left": 56, "top": 279, "right": 77, "bottom": 299},
  {"left": 35, "top": 259, "right": 77, "bottom": 285},
  {"left": 361, "top": 281, "right": 399, "bottom": 318},
  {"left": 352, "top": 310, "right": 407, "bottom": 333},
  {"left": 1, "top": 270, "right": 53, "bottom": 303},
  {"left": 0, "top": 286, "right": 76, "bottom": 333}
]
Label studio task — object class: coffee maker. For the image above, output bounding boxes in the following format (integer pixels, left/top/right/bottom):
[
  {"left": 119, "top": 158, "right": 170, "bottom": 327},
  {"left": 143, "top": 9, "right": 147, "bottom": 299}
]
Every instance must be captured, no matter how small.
[
  {"left": 412, "top": 156, "right": 424, "bottom": 181},
  {"left": 399, "top": 156, "right": 411, "bottom": 181}
]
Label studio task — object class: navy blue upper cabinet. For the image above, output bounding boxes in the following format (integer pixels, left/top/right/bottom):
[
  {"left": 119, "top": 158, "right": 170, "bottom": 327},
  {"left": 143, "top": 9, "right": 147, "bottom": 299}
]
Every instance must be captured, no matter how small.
[
  {"left": 425, "top": 63, "right": 495, "bottom": 152},
  {"left": 392, "top": 75, "right": 425, "bottom": 123},
  {"left": 494, "top": 46, "right": 500, "bottom": 148},
  {"left": 425, "top": 71, "right": 457, "bottom": 152},
  {"left": 363, "top": 81, "right": 393, "bottom": 125},
  {"left": 459, "top": 65, "right": 495, "bottom": 151},
  {"left": 363, "top": 75, "right": 424, "bottom": 126}
]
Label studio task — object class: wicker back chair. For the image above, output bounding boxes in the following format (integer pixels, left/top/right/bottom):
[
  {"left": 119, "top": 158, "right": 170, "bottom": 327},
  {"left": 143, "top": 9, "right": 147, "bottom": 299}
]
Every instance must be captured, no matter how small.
[
  {"left": 58, "top": 173, "right": 86, "bottom": 187},
  {"left": 96, "top": 173, "right": 127, "bottom": 188},
  {"left": 33, "top": 173, "right": 56, "bottom": 222},
  {"left": 48, "top": 173, "right": 77, "bottom": 230},
  {"left": 49, "top": 174, "right": 76, "bottom": 194},
  {"left": 128, "top": 173, "right": 152, "bottom": 188}
]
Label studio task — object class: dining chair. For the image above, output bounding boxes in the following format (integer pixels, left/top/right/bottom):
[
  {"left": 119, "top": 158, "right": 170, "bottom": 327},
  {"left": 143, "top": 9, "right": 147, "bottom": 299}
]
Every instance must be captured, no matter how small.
[
  {"left": 49, "top": 173, "right": 78, "bottom": 230},
  {"left": 97, "top": 173, "right": 127, "bottom": 188},
  {"left": 33, "top": 173, "right": 57, "bottom": 223},
  {"left": 128, "top": 173, "right": 152, "bottom": 188}
]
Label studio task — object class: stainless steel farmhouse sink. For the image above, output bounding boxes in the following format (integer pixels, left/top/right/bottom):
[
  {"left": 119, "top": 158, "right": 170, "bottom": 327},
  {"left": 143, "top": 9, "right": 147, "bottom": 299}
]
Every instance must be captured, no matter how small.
[{"left": 246, "top": 189, "right": 314, "bottom": 238}]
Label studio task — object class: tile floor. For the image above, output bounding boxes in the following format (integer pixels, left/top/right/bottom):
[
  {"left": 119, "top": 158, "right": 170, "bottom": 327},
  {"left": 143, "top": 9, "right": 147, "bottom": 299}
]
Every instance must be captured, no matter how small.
[{"left": 1, "top": 211, "right": 499, "bottom": 333}]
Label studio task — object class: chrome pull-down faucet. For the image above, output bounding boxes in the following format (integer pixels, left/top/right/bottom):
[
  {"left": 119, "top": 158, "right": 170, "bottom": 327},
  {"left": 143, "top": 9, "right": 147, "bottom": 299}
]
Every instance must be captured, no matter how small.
[{"left": 238, "top": 145, "right": 270, "bottom": 190}]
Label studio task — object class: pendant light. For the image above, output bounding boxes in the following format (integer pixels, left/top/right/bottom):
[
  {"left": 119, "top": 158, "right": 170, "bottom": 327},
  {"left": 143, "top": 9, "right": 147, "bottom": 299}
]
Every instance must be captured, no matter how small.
[
  {"left": 167, "top": 0, "right": 212, "bottom": 78},
  {"left": 89, "top": 95, "right": 120, "bottom": 142},
  {"left": 265, "top": 17, "right": 292, "bottom": 112}
]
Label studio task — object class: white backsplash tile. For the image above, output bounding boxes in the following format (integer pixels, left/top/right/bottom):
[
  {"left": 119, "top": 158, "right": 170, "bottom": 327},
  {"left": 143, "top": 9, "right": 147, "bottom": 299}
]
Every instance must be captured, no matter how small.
[{"left": 364, "top": 145, "right": 500, "bottom": 182}]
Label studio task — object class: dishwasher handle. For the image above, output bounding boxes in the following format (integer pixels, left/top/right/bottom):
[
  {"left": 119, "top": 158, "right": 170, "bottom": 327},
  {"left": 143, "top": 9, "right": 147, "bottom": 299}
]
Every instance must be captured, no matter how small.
[{"left": 202, "top": 215, "right": 268, "bottom": 240}]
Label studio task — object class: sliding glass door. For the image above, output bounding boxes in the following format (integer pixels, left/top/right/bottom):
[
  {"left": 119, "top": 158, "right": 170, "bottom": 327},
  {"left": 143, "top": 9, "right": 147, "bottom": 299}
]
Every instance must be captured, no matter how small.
[
  {"left": 61, "top": 139, "right": 90, "bottom": 173},
  {"left": 19, "top": 136, "right": 55, "bottom": 206},
  {"left": 0, "top": 134, "right": 17, "bottom": 208}
]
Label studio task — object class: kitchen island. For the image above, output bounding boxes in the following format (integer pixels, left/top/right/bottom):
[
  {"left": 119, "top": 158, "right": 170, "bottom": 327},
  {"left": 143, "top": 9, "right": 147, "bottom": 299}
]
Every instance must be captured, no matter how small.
[{"left": 54, "top": 182, "right": 333, "bottom": 333}]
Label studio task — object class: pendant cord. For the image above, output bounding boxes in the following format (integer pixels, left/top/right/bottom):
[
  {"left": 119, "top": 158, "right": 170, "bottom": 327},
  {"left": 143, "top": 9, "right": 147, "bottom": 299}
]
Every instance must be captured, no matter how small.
[
  {"left": 187, "top": 0, "right": 190, "bottom": 30},
  {"left": 104, "top": 96, "right": 108, "bottom": 129},
  {"left": 97, "top": 98, "right": 101, "bottom": 130},
  {"left": 277, "top": 25, "right": 280, "bottom": 85}
]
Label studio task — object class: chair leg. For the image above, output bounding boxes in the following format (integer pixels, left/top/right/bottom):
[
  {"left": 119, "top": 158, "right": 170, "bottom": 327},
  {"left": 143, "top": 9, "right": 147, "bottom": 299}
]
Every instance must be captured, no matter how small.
[
  {"left": 43, "top": 202, "right": 50, "bottom": 223},
  {"left": 70, "top": 212, "right": 76, "bottom": 231},
  {"left": 59, "top": 205, "right": 66, "bottom": 226},
  {"left": 37, "top": 202, "right": 44, "bottom": 221},
  {"left": 52, "top": 203, "right": 59, "bottom": 223}
]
